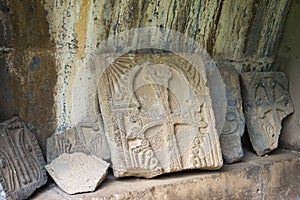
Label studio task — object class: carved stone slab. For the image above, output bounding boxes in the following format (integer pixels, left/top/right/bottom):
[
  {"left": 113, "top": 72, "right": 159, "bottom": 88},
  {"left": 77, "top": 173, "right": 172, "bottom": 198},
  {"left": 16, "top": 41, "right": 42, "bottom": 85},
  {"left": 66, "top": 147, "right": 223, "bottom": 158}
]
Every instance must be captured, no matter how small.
[
  {"left": 0, "top": 117, "right": 47, "bottom": 200},
  {"left": 240, "top": 72, "right": 294, "bottom": 156},
  {"left": 219, "top": 64, "right": 245, "bottom": 163},
  {"left": 46, "top": 153, "right": 109, "bottom": 194},
  {"left": 46, "top": 115, "right": 110, "bottom": 164},
  {"left": 97, "top": 53, "right": 223, "bottom": 178}
]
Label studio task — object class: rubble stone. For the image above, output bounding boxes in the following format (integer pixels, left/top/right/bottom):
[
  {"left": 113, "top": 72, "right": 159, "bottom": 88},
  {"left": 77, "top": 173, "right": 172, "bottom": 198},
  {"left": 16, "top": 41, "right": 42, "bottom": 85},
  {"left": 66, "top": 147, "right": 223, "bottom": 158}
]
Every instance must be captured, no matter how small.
[{"left": 46, "top": 153, "right": 109, "bottom": 195}]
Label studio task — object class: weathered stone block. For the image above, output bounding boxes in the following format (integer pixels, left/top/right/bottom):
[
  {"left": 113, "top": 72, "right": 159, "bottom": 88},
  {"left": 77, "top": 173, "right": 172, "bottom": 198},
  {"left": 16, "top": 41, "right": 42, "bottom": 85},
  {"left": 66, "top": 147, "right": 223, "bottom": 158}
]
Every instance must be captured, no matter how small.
[
  {"left": 240, "top": 72, "right": 294, "bottom": 156},
  {"left": 218, "top": 63, "right": 245, "bottom": 163},
  {"left": 0, "top": 116, "right": 47, "bottom": 200},
  {"left": 97, "top": 53, "right": 223, "bottom": 178},
  {"left": 46, "top": 115, "right": 110, "bottom": 164},
  {"left": 46, "top": 153, "right": 109, "bottom": 195}
]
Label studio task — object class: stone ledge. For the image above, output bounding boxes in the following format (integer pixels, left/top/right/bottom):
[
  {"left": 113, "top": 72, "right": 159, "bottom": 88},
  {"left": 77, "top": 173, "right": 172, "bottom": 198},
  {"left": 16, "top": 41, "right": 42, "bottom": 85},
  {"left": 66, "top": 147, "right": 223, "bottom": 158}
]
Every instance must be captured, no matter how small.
[{"left": 30, "top": 149, "right": 300, "bottom": 200}]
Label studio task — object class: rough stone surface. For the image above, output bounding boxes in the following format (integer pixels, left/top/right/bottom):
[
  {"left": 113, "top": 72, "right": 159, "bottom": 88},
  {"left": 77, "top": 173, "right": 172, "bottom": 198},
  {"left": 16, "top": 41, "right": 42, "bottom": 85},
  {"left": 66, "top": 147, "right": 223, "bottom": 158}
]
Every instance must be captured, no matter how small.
[
  {"left": 276, "top": 0, "right": 300, "bottom": 150},
  {"left": 241, "top": 72, "right": 294, "bottom": 156},
  {"left": 31, "top": 149, "right": 300, "bottom": 200},
  {"left": 47, "top": 115, "right": 110, "bottom": 164},
  {"left": 40, "top": 0, "right": 292, "bottom": 132},
  {"left": 46, "top": 153, "right": 109, "bottom": 195},
  {"left": 0, "top": 116, "right": 47, "bottom": 200},
  {"left": 97, "top": 53, "right": 223, "bottom": 178},
  {"left": 0, "top": 0, "right": 57, "bottom": 153},
  {"left": 218, "top": 63, "right": 245, "bottom": 163}
]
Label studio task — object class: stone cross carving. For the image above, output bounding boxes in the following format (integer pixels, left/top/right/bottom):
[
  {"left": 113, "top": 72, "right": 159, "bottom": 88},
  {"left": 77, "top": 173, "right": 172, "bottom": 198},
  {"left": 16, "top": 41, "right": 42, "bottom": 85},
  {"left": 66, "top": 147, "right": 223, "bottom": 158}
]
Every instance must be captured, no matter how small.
[
  {"left": 0, "top": 117, "right": 47, "bottom": 200},
  {"left": 47, "top": 115, "right": 110, "bottom": 164},
  {"left": 241, "top": 72, "right": 293, "bottom": 156},
  {"left": 97, "top": 54, "right": 223, "bottom": 178}
]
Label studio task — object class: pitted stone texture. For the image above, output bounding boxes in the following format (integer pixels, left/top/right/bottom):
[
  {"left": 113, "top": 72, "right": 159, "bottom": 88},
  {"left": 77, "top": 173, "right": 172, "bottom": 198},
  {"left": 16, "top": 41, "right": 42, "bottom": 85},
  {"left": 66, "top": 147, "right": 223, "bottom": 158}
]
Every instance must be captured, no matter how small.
[
  {"left": 97, "top": 53, "right": 223, "bottom": 178},
  {"left": 219, "top": 63, "right": 245, "bottom": 163},
  {"left": 0, "top": 117, "right": 47, "bottom": 200},
  {"left": 241, "top": 72, "right": 294, "bottom": 156},
  {"left": 46, "top": 153, "right": 109, "bottom": 195},
  {"left": 46, "top": 115, "right": 110, "bottom": 164},
  {"left": 31, "top": 150, "right": 300, "bottom": 200}
]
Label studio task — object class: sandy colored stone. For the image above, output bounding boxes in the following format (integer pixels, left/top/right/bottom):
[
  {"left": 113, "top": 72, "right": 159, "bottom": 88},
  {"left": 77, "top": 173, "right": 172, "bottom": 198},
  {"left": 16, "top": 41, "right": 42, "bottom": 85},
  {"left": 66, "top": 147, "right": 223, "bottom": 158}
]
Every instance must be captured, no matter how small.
[
  {"left": 218, "top": 63, "right": 245, "bottom": 163},
  {"left": 46, "top": 153, "right": 109, "bottom": 195},
  {"left": 46, "top": 115, "right": 110, "bottom": 164},
  {"left": 97, "top": 53, "right": 223, "bottom": 178},
  {"left": 0, "top": 116, "right": 47, "bottom": 200},
  {"left": 31, "top": 150, "right": 300, "bottom": 200},
  {"left": 241, "top": 72, "right": 294, "bottom": 156}
]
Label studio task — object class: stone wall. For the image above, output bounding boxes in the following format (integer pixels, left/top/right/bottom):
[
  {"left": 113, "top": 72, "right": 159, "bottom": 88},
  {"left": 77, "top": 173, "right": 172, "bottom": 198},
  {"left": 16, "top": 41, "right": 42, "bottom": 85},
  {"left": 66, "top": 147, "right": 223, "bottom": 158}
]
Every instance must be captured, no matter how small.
[
  {"left": 0, "top": 0, "right": 57, "bottom": 152},
  {"left": 42, "top": 0, "right": 291, "bottom": 133},
  {"left": 276, "top": 0, "right": 300, "bottom": 150}
]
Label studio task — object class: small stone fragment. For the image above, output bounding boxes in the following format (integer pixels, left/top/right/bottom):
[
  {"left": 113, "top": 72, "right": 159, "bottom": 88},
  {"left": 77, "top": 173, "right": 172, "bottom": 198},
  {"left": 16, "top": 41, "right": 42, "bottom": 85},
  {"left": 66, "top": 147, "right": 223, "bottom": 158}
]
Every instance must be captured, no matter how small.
[
  {"left": 46, "top": 153, "right": 109, "bottom": 195},
  {"left": 0, "top": 116, "right": 47, "bottom": 200},
  {"left": 240, "top": 72, "right": 294, "bottom": 156},
  {"left": 219, "top": 63, "right": 245, "bottom": 163},
  {"left": 46, "top": 115, "right": 110, "bottom": 164}
]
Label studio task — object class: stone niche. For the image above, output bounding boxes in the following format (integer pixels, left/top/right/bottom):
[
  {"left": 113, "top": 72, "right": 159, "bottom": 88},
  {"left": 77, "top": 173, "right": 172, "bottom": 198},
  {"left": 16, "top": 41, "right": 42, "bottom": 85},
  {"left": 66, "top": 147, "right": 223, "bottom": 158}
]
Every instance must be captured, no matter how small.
[{"left": 97, "top": 53, "right": 224, "bottom": 178}]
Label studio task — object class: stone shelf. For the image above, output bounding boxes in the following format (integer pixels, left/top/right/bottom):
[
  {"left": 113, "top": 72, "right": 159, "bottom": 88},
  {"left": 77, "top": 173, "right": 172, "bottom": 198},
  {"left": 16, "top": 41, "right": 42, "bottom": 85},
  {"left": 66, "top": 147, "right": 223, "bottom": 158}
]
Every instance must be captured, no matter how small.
[{"left": 30, "top": 149, "right": 300, "bottom": 200}]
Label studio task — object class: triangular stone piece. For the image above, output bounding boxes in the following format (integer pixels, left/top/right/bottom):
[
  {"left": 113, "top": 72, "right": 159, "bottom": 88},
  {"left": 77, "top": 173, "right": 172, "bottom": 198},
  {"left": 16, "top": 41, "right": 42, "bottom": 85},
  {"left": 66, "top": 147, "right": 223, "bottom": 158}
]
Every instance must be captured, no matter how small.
[{"left": 46, "top": 153, "right": 109, "bottom": 194}]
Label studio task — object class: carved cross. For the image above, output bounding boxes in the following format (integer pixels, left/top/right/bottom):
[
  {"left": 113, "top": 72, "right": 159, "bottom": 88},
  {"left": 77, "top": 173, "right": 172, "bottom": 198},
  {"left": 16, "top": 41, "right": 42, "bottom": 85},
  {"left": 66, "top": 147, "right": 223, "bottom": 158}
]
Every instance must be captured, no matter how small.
[{"left": 256, "top": 78, "right": 290, "bottom": 126}]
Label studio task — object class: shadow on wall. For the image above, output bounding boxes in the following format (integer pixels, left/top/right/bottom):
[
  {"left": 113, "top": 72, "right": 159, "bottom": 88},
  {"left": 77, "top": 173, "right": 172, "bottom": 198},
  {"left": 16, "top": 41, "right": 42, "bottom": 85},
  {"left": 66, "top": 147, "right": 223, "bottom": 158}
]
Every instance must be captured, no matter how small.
[{"left": 0, "top": 0, "right": 57, "bottom": 154}]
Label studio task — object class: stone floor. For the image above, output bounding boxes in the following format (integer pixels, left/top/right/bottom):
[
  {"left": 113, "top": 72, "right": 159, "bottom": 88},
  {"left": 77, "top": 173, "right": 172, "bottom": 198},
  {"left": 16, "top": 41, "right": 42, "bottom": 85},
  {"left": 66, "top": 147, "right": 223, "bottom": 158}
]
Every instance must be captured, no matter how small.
[{"left": 29, "top": 149, "right": 300, "bottom": 200}]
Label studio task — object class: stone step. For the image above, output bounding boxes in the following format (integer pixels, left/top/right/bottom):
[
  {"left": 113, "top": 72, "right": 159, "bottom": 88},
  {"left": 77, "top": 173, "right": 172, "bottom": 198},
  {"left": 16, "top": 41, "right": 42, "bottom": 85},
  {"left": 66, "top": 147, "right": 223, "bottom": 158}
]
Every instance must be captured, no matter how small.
[{"left": 30, "top": 149, "right": 300, "bottom": 200}]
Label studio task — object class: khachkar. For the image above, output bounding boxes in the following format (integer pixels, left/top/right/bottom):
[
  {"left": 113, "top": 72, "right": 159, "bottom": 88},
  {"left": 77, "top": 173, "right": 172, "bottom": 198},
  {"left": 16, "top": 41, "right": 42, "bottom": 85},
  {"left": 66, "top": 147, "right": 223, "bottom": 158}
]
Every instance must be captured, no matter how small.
[
  {"left": 97, "top": 53, "right": 223, "bottom": 178},
  {"left": 0, "top": 117, "right": 47, "bottom": 200},
  {"left": 47, "top": 115, "right": 110, "bottom": 164},
  {"left": 219, "top": 64, "right": 245, "bottom": 163},
  {"left": 240, "top": 72, "right": 294, "bottom": 156}
]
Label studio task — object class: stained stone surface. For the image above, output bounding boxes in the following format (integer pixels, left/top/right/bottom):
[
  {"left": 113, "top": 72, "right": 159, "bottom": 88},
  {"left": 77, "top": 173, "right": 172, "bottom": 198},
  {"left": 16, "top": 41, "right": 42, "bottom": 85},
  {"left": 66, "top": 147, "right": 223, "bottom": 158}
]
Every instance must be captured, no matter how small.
[
  {"left": 241, "top": 72, "right": 294, "bottom": 156},
  {"left": 219, "top": 64, "right": 245, "bottom": 163},
  {"left": 46, "top": 153, "right": 109, "bottom": 194},
  {"left": 46, "top": 115, "right": 110, "bottom": 164},
  {"left": 0, "top": 116, "right": 47, "bottom": 200},
  {"left": 97, "top": 53, "right": 223, "bottom": 178}
]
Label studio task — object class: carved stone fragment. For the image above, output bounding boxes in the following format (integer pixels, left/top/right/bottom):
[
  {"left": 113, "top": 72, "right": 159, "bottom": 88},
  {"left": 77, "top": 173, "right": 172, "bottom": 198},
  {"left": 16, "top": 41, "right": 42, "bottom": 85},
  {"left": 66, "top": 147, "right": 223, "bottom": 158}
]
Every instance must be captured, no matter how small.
[
  {"left": 219, "top": 64, "right": 245, "bottom": 163},
  {"left": 46, "top": 153, "right": 109, "bottom": 194},
  {"left": 240, "top": 72, "right": 294, "bottom": 156},
  {"left": 46, "top": 115, "right": 110, "bottom": 164},
  {"left": 97, "top": 53, "right": 223, "bottom": 178},
  {"left": 0, "top": 117, "right": 47, "bottom": 200}
]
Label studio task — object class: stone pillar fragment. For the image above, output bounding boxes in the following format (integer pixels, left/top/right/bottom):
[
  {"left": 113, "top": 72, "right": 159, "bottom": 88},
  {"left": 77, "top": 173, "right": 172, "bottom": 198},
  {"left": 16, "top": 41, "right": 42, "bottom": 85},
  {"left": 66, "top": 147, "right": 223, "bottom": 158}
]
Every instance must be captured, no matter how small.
[
  {"left": 0, "top": 117, "right": 47, "bottom": 200},
  {"left": 240, "top": 72, "right": 293, "bottom": 156},
  {"left": 97, "top": 53, "right": 223, "bottom": 178},
  {"left": 219, "top": 64, "right": 245, "bottom": 163}
]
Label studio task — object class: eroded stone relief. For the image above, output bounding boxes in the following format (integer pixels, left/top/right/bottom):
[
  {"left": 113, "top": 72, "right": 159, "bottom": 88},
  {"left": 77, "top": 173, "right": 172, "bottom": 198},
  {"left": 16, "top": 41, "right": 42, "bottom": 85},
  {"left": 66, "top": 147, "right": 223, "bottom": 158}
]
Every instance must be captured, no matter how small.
[
  {"left": 47, "top": 115, "right": 110, "bottom": 164},
  {"left": 219, "top": 64, "right": 245, "bottom": 163},
  {"left": 241, "top": 72, "right": 294, "bottom": 156},
  {"left": 97, "top": 54, "right": 223, "bottom": 178},
  {"left": 0, "top": 117, "right": 47, "bottom": 200}
]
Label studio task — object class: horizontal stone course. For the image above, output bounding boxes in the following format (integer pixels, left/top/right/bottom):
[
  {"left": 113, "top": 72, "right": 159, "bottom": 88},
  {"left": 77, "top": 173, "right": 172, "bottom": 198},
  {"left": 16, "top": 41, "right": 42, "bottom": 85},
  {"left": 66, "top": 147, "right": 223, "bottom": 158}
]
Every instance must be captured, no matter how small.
[{"left": 31, "top": 149, "right": 300, "bottom": 200}]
